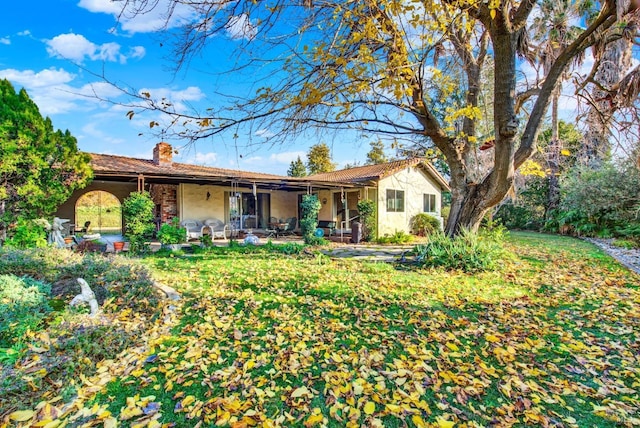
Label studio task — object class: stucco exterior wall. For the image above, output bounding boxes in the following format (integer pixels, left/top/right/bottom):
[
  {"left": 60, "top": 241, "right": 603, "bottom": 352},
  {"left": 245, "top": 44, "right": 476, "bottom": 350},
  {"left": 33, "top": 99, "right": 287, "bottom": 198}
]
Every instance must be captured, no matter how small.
[
  {"left": 179, "top": 184, "right": 226, "bottom": 221},
  {"left": 271, "top": 191, "right": 298, "bottom": 221},
  {"left": 317, "top": 190, "right": 333, "bottom": 221},
  {"left": 179, "top": 184, "right": 299, "bottom": 224},
  {"left": 377, "top": 166, "right": 443, "bottom": 236}
]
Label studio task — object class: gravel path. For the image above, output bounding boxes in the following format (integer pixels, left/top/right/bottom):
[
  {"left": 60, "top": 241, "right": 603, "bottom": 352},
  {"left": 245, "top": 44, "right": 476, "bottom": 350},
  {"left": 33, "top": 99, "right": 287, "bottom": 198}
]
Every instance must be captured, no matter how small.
[{"left": 585, "top": 238, "right": 640, "bottom": 275}]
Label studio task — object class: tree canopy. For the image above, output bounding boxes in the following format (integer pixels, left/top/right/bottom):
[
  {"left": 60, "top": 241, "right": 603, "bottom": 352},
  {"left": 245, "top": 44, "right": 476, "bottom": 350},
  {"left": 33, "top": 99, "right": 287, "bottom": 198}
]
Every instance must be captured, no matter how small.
[
  {"left": 287, "top": 156, "right": 307, "bottom": 177},
  {"left": 0, "top": 79, "right": 92, "bottom": 242},
  {"left": 306, "top": 143, "right": 335, "bottom": 175},
  {"left": 114, "top": 0, "right": 640, "bottom": 235},
  {"left": 366, "top": 140, "right": 388, "bottom": 165}
]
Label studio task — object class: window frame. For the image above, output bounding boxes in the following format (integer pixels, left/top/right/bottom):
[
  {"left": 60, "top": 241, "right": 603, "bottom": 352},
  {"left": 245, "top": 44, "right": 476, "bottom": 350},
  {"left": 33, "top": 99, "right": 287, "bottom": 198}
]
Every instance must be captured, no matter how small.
[
  {"left": 386, "top": 189, "right": 405, "bottom": 212},
  {"left": 423, "top": 193, "right": 437, "bottom": 213}
]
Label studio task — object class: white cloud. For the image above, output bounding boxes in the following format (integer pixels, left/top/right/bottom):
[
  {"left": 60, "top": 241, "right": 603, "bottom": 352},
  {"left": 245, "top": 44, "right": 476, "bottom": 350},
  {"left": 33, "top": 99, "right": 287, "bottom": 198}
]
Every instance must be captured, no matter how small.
[
  {"left": 254, "top": 128, "right": 274, "bottom": 138},
  {"left": 78, "top": 0, "right": 198, "bottom": 34},
  {"left": 77, "top": 0, "right": 120, "bottom": 14},
  {"left": 268, "top": 151, "right": 306, "bottom": 164},
  {"left": 80, "top": 122, "right": 126, "bottom": 145},
  {"left": 0, "top": 67, "right": 123, "bottom": 115},
  {"left": 0, "top": 37, "right": 10, "bottom": 45},
  {"left": 225, "top": 14, "right": 258, "bottom": 40},
  {"left": 193, "top": 152, "right": 218, "bottom": 165},
  {"left": 17, "top": 30, "right": 31, "bottom": 37},
  {"left": 46, "top": 33, "right": 145, "bottom": 63},
  {"left": 137, "top": 86, "right": 205, "bottom": 113}
]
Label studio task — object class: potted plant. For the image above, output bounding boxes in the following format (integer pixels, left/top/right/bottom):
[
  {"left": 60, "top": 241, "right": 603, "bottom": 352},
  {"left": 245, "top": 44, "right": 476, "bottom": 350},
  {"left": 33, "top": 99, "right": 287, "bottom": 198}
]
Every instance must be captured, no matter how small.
[{"left": 157, "top": 217, "right": 187, "bottom": 251}]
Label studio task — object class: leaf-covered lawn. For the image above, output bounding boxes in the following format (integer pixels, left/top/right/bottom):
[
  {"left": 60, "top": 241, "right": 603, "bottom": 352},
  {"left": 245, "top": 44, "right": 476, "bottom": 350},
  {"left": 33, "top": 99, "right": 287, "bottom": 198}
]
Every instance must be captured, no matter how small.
[{"left": 3, "top": 232, "right": 640, "bottom": 427}]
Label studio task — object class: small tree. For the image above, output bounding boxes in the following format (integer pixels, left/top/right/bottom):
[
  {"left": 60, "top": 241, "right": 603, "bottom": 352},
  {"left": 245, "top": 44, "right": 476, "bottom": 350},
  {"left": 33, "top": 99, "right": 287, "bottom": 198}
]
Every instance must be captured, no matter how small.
[
  {"left": 300, "top": 194, "right": 322, "bottom": 245},
  {"left": 0, "top": 79, "right": 92, "bottom": 243},
  {"left": 357, "top": 199, "right": 376, "bottom": 241},
  {"left": 366, "top": 140, "right": 388, "bottom": 165},
  {"left": 307, "top": 143, "right": 336, "bottom": 175},
  {"left": 122, "top": 191, "right": 155, "bottom": 253},
  {"left": 287, "top": 156, "right": 307, "bottom": 177}
]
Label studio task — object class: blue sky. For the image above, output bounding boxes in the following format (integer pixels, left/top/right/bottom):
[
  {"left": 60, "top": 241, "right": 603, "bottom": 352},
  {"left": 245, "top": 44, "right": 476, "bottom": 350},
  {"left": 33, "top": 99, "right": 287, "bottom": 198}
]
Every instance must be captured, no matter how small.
[{"left": 0, "top": 0, "right": 376, "bottom": 174}]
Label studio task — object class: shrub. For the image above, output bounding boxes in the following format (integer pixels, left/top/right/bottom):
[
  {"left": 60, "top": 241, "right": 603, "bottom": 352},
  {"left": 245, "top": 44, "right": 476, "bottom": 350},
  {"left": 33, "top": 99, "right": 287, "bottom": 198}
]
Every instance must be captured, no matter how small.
[
  {"left": 376, "top": 230, "right": 414, "bottom": 245},
  {"left": 357, "top": 199, "right": 376, "bottom": 241},
  {"left": 410, "top": 213, "right": 440, "bottom": 236},
  {"left": 300, "top": 194, "right": 322, "bottom": 245},
  {"left": 412, "top": 229, "right": 506, "bottom": 272},
  {"left": 554, "top": 161, "right": 640, "bottom": 236},
  {"left": 122, "top": 191, "right": 155, "bottom": 253},
  {"left": 4, "top": 218, "right": 48, "bottom": 249},
  {"left": 0, "top": 275, "right": 51, "bottom": 347},
  {"left": 157, "top": 217, "right": 187, "bottom": 245}
]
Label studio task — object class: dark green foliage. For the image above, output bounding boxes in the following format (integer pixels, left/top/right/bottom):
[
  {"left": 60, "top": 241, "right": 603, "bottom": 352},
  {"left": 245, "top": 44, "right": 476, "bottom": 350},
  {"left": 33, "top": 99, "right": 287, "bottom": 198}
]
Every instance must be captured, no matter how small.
[
  {"left": 376, "top": 230, "right": 413, "bottom": 244},
  {"left": 0, "top": 79, "right": 92, "bottom": 241},
  {"left": 413, "top": 228, "right": 507, "bottom": 272},
  {"left": 3, "top": 218, "right": 48, "bottom": 249},
  {"left": 287, "top": 155, "right": 307, "bottom": 177},
  {"left": 495, "top": 177, "right": 548, "bottom": 230},
  {"left": 122, "top": 191, "right": 155, "bottom": 252},
  {"left": 157, "top": 217, "right": 187, "bottom": 245},
  {"left": 357, "top": 199, "right": 376, "bottom": 241},
  {"left": 410, "top": 213, "right": 440, "bottom": 236},
  {"left": 0, "top": 275, "right": 51, "bottom": 347},
  {"left": 189, "top": 240, "right": 306, "bottom": 255},
  {"left": 552, "top": 161, "right": 640, "bottom": 236},
  {"left": 300, "top": 194, "right": 323, "bottom": 245}
]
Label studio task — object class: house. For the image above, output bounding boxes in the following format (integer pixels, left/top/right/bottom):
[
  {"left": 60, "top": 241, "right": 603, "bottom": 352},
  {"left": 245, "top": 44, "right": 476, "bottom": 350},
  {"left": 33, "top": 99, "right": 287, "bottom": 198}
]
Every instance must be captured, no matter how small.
[{"left": 54, "top": 142, "right": 449, "bottom": 238}]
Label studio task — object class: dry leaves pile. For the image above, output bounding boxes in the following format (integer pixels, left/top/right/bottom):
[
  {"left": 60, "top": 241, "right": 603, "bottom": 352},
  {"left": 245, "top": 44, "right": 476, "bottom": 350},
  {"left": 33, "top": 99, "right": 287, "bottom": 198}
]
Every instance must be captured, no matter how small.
[{"left": 1, "top": 234, "right": 639, "bottom": 427}]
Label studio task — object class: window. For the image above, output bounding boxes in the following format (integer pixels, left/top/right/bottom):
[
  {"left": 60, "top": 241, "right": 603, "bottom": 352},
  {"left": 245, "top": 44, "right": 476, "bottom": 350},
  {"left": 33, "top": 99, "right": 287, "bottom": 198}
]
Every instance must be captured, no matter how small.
[
  {"left": 423, "top": 194, "right": 437, "bottom": 213},
  {"left": 386, "top": 189, "right": 405, "bottom": 212}
]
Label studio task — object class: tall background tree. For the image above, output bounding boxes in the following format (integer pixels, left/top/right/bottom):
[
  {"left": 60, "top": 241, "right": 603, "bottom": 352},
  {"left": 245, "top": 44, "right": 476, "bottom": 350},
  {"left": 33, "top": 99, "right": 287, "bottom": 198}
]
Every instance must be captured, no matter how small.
[
  {"left": 366, "top": 140, "right": 388, "bottom": 165},
  {"left": 111, "top": 0, "right": 639, "bottom": 235},
  {"left": 0, "top": 79, "right": 92, "bottom": 242},
  {"left": 287, "top": 156, "right": 307, "bottom": 177},
  {"left": 306, "top": 143, "right": 336, "bottom": 175}
]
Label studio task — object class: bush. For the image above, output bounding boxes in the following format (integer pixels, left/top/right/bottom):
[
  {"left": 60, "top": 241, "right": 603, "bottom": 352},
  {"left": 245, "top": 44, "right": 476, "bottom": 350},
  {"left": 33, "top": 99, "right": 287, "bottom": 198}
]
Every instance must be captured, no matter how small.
[
  {"left": 554, "top": 161, "right": 640, "bottom": 236},
  {"left": 410, "top": 213, "right": 441, "bottom": 236},
  {"left": 4, "top": 218, "right": 48, "bottom": 249},
  {"left": 0, "top": 275, "right": 51, "bottom": 347},
  {"left": 412, "top": 228, "right": 506, "bottom": 272},
  {"left": 157, "top": 217, "right": 187, "bottom": 245},
  {"left": 357, "top": 199, "right": 376, "bottom": 241},
  {"left": 376, "top": 230, "right": 414, "bottom": 245},
  {"left": 300, "top": 194, "right": 322, "bottom": 245},
  {"left": 122, "top": 191, "right": 155, "bottom": 253},
  {"left": 76, "top": 239, "right": 106, "bottom": 253}
]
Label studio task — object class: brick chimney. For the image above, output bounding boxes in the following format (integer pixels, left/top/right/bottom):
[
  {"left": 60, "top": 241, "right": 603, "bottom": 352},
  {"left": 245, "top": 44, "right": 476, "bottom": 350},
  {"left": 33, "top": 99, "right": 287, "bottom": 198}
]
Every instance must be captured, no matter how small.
[{"left": 153, "top": 142, "right": 173, "bottom": 166}]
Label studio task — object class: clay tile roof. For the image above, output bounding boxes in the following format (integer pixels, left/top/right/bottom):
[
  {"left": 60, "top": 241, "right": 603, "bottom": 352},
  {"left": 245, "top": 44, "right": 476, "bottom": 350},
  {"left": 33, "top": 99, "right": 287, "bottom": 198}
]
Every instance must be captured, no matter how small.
[
  {"left": 89, "top": 153, "right": 287, "bottom": 181},
  {"left": 306, "top": 158, "right": 450, "bottom": 190}
]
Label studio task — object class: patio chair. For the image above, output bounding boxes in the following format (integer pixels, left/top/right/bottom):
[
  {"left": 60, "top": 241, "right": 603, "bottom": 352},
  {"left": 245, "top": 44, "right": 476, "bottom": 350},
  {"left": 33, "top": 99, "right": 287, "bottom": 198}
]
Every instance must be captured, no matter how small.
[
  {"left": 181, "top": 220, "right": 204, "bottom": 241},
  {"left": 204, "top": 218, "right": 230, "bottom": 240},
  {"left": 281, "top": 217, "right": 297, "bottom": 235}
]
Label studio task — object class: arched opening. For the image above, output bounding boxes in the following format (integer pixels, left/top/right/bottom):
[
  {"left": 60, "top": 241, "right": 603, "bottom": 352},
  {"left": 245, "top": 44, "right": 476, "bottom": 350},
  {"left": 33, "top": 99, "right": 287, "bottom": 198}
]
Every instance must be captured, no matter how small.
[{"left": 75, "top": 191, "right": 122, "bottom": 235}]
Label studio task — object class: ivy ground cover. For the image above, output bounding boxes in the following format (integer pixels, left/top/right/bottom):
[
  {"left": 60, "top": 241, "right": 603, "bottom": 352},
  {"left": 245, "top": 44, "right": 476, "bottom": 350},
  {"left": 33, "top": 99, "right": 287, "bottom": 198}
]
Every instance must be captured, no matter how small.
[{"left": 2, "top": 232, "right": 639, "bottom": 427}]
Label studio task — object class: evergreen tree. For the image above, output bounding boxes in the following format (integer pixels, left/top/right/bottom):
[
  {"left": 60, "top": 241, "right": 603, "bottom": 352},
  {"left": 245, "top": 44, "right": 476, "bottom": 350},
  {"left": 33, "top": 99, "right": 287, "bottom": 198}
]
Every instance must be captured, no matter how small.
[
  {"left": 0, "top": 79, "right": 92, "bottom": 242},
  {"left": 366, "top": 140, "right": 388, "bottom": 165},
  {"left": 306, "top": 143, "right": 336, "bottom": 174},
  {"left": 287, "top": 155, "right": 307, "bottom": 177}
]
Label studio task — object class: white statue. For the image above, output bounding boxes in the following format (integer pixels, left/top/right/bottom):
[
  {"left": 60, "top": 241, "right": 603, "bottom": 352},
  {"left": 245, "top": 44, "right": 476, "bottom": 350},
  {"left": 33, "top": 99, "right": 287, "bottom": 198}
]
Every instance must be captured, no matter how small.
[
  {"left": 70, "top": 278, "right": 100, "bottom": 316},
  {"left": 47, "top": 217, "right": 69, "bottom": 248}
]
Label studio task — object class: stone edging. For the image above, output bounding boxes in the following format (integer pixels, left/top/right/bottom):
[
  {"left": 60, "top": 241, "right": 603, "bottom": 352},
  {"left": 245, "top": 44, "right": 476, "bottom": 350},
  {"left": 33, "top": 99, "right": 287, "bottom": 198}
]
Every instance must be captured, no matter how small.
[{"left": 584, "top": 238, "right": 640, "bottom": 275}]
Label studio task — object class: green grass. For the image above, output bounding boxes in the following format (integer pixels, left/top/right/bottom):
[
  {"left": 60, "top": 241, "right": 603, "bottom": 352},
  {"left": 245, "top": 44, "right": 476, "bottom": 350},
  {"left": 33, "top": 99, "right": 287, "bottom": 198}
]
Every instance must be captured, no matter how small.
[{"left": 3, "top": 233, "right": 640, "bottom": 427}]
